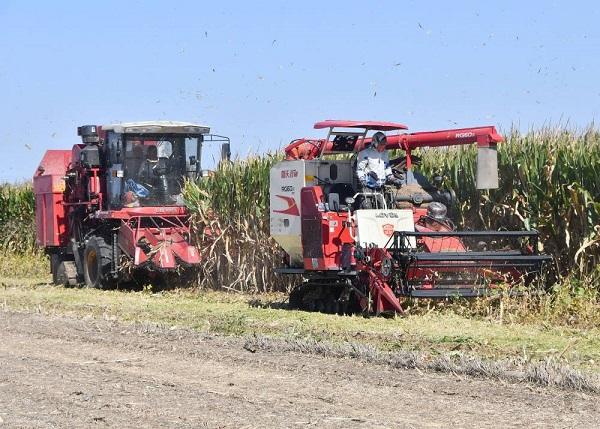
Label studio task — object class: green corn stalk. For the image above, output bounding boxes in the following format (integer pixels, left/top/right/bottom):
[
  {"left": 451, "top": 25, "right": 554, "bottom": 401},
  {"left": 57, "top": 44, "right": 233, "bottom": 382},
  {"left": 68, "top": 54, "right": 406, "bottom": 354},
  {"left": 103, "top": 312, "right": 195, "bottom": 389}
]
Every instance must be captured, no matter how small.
[
  {"left": 1, "top": 126, "right": 598, "bottom": 291},
  {"left": 0, "top": 183, "right": 37, "bottom": 254},
  {"left": 183, "top": 153, "right": 296, "bottom": 292},
  {"left": 420, "top": 126, "right": 600, "bottom": 276}
]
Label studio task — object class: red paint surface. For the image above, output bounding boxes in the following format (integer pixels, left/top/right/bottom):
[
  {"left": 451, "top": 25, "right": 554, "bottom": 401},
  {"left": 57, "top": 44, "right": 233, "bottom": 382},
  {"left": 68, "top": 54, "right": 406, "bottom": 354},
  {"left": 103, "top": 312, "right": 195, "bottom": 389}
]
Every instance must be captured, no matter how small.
[{"left": 273, "top": 195, "right": 300, "bottom": 216}]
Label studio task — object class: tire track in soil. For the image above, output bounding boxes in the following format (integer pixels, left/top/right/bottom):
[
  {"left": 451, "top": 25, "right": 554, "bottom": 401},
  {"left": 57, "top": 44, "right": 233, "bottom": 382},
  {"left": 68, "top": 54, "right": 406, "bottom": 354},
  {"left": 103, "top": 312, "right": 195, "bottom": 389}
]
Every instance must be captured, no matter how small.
[{"left": 0, "top": 310, "right": 598, "bottom": 428}]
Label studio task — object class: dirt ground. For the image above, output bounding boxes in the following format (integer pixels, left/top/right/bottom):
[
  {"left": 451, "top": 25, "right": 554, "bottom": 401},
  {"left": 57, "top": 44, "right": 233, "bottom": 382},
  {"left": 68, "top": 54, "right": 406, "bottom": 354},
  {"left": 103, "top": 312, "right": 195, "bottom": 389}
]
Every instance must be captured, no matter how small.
[{"left": 0, "top": 310, "right": 598, "bottom": 429}]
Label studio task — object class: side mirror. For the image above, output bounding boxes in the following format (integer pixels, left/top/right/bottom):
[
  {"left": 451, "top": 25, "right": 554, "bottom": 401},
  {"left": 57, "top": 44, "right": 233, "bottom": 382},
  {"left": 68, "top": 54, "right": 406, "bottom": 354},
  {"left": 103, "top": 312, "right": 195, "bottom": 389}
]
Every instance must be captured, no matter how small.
[
  {"left": 189, "top": 155, "right": 197, "bottom": 166},
  {"left": 221, "top": 142, "right": 231, "bottom": 162}
]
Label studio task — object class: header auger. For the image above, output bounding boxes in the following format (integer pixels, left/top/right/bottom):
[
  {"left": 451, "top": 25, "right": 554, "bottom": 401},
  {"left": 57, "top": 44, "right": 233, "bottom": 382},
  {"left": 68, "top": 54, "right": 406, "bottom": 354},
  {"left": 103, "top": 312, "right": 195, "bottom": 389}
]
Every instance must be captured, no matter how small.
[{"left": 270, "top": 120, "right": 550, "bottom": 314}]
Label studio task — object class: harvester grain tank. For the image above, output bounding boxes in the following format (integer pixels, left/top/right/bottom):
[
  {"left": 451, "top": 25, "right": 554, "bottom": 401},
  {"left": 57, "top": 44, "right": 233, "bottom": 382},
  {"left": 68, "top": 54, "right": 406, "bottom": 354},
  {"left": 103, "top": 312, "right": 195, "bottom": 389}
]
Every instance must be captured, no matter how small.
[
  {"left": 33, "top": 121, "right": 230, "bottom": 288},
  {"left": 270, "top": 120, "right": 551, "bottom": 314}
]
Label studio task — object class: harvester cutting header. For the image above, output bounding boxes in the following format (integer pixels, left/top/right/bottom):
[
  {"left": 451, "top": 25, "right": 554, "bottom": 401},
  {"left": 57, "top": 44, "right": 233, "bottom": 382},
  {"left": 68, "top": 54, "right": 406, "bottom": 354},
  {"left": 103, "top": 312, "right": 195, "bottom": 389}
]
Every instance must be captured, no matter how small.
[
  {"left": 34, "top": 121, "right": 230, "bottom": 289},
  {"left": 270, "top": 120, "right": 550, "bottom": 314}
]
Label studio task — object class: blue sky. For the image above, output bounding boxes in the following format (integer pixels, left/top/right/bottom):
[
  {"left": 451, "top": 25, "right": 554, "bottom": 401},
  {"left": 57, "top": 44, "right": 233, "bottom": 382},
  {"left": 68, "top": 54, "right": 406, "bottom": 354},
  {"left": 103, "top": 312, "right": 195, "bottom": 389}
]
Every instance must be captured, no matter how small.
[{"left": 1, "top": 1, "right": 599, "bottom": 182}]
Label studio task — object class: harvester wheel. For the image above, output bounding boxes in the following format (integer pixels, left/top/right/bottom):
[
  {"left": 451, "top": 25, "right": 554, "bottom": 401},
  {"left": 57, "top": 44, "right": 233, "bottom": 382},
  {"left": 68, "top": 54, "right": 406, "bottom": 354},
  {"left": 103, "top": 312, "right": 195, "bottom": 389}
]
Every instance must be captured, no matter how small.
[
  {"left": 83, "top": 236, "right": 116, "bottom": 289},
  {"left": 51, "top": 255, "right": 79, "bottom": 287},
  {"left": 55, "top": 261, "right": 79, "bottom": 287}
]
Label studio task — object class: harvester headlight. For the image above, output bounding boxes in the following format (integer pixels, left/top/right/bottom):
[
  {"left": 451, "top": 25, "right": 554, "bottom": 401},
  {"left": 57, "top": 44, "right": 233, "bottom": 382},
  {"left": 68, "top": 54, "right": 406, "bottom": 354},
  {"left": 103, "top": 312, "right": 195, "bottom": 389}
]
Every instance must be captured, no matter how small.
[
  {"left": 427, "top": 202, "right": 447, "bottom": 220},
  {"left": 380, "top": 257, "right": 392, "bottom": 277},
  {"left": 345, "top": 197, "right": 355, "bottom": 205}
]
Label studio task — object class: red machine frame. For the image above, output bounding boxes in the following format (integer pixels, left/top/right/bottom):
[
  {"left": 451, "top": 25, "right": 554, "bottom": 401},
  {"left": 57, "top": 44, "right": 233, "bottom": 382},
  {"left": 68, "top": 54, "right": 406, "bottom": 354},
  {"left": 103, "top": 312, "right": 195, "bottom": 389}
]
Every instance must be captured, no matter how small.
[{"left": 34, "top": 122, "right": 230, "bottom": 288}]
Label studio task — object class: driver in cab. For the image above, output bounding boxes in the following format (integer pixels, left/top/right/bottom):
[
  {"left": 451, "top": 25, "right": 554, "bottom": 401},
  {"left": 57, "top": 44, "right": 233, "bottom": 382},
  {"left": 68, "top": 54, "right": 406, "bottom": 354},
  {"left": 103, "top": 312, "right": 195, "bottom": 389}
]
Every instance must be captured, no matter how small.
[
  {"left": 138, "top": 145, "right": 159, "bottom": 179},
  {"left": 356, "top": 131, "right": 402, "bottom": 188},
  {"left": 356, "top": 132, "right": 402, "bottom": 209}
]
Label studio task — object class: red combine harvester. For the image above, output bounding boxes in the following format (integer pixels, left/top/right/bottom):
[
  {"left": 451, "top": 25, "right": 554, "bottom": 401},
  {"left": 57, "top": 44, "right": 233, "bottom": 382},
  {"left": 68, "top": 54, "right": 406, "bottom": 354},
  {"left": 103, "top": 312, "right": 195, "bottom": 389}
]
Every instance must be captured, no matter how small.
[
  {"left": 34, "top": 121, "right": 230, "bottom": 288},
  {"left": 270, "top": 120, "right": 551, "bottom": 314}
]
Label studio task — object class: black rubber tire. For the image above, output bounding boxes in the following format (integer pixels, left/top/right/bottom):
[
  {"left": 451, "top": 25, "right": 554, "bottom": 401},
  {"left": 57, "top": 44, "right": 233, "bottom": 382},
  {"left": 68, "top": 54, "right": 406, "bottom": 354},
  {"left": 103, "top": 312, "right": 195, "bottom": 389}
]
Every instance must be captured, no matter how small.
[
  {"left": 288, "top": 284, "right": 305, "bottom": 310},
  {"left": 50, "top": 254, "right": 64, "bottom": 285},
  {"left": 56, "top": 261, "right": 79, "bottom": 287},
  {"left": 83, "top": 236, "right": 115, "bottom": 289},
  {"left": 51, "top": 254, "right": 80, "bottom": 287}
]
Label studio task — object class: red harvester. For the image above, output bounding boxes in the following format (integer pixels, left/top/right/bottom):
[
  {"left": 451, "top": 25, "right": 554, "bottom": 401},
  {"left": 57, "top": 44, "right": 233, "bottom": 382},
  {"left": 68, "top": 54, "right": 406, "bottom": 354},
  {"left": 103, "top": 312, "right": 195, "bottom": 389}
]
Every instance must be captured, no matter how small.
[
  {"left": 270, "top": 120, "right": 551, "bottom": 314},
  {"left": 34, "top": 121, "right": 230, "bottom": 288}
]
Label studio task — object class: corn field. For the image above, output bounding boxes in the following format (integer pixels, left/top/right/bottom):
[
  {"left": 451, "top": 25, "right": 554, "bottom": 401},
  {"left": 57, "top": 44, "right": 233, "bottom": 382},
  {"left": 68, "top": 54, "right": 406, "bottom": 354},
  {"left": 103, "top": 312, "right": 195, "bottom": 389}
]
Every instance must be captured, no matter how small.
[
  {"left": 0, "top": 127, "right": 598, "bottom": 291},
  {"left": 183, "top": 153, "right": 294, "bottom": 292},
  {"left": 418, "top": 126, "right": 600, "bottom": 278},
  {"left": 0, "top": 183, "right": 36, "bottom": 254},
  {"left": 185, "top": 126, "right": 599, "bottom": 291}
]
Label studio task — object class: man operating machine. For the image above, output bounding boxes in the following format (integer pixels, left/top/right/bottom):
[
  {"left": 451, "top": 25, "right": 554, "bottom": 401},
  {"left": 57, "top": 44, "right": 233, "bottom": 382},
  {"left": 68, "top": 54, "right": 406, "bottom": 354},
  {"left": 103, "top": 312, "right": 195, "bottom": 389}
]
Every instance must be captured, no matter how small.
[{"left": 355, "top": 131, "right": 402, "bottom": 208}]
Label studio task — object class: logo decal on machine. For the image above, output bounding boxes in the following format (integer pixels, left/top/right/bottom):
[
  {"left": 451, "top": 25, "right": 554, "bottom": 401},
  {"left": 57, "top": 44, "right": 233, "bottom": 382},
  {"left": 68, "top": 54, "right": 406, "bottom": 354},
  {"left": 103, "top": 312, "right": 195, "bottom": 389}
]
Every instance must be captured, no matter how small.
[
  {"left": 273, "top": 195, "right": 300, "bottom": 216},
  {"left": 281, "top": 169, "right": 299, "bottom": 179},
  {"left": 382, "top": 223, "right": 394, "bottom": 237}
]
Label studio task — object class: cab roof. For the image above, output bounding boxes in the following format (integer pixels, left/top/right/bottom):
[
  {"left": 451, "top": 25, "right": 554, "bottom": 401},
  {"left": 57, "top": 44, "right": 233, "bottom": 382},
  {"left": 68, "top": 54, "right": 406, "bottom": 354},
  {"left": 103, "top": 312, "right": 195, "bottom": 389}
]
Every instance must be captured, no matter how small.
[
  {"left": 314, "top": 120, "right": 408, "bottom": 131},
  {"left": 102, "top": 121, "right": 210, "bottom": 135}
]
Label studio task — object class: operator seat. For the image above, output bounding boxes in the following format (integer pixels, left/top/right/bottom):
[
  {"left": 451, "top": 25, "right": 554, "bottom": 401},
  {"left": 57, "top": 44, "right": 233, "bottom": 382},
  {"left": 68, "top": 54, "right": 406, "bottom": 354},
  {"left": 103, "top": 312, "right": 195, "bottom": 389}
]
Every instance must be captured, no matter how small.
[{"left": 325, "top": 183, "right": 355, "bottom": 211}]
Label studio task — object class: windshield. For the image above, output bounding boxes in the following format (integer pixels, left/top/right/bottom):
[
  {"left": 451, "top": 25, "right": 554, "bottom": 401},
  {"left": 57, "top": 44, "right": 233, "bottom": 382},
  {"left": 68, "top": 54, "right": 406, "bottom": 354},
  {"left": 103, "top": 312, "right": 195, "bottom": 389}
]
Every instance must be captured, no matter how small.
[{"left": 121, "top": 136, "right": 201, "bottom": 207}]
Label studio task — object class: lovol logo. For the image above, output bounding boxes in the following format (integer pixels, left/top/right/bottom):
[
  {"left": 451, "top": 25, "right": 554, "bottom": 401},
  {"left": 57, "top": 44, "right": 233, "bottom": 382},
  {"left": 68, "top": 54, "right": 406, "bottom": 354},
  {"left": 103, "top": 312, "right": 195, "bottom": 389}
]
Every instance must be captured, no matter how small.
[
  {"left": 281, "top": 169, "right": 299, "bottom": 179},
  {"left": 375, "top": 212, "right": 399, "bottom": 219},
  {"left": 382, "top": 224, "right": 394, "bottom": 237},
  {"left": 455, "top": 132, "right": 476, "bottom": 138}
]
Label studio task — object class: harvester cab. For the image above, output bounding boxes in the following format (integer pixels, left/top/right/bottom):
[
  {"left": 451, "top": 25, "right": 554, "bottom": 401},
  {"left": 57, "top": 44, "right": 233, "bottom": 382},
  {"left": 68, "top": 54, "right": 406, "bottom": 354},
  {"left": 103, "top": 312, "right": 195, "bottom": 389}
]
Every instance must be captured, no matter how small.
[
  {"left": 270, "top": 120, "right": 551, "bottom": 314},
  {"left": 34, "top": 121, "right": 231, "bottom": 289}
]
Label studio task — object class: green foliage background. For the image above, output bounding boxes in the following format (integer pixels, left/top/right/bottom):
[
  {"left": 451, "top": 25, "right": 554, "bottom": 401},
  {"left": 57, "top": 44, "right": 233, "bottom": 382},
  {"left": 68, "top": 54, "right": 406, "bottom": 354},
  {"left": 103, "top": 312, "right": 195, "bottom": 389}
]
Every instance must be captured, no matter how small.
[
  {"left": 0, "top": 183, "right": 36, "bottom": 254},
  {"left": 2, "top": 127, "right": 598, "bottom": 291},
  {"left": 185, "top": 127, "right": 599, "bottom": 290}
]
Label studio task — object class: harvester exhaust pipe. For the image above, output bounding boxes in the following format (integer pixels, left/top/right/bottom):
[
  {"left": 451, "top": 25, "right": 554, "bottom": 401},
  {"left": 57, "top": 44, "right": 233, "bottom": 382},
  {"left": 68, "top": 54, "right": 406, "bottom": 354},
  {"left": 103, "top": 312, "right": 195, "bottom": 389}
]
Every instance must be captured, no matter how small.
[{"left": 221, "top": 142, "right": 231, "bottom": 162}]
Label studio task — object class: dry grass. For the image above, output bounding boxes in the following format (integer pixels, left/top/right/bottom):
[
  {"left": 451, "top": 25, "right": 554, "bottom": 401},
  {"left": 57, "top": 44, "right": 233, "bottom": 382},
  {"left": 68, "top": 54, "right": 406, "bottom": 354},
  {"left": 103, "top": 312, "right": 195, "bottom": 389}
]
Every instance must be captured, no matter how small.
[
  {"left": 403, "top": 268, "right": 600, "bottom": 329},
  {"left": 244, "top": 335, "right": 600, "bottom": 393},
  {"left": 0, "top": 252, "right": 49, "bottom": 280},
  {"left": 2, "top": 282, "right": 600, "bottom": 375},
  {"left": 183, "top": 154, "right": 297, "bottom": 292}
]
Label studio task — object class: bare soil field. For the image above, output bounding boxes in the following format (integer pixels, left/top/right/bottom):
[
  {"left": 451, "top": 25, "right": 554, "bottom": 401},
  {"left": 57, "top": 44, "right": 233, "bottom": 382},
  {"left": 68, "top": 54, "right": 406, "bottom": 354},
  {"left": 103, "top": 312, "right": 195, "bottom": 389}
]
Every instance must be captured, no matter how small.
[{"left": 1, "top": 310, "right": 599, "bottom": 428}]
